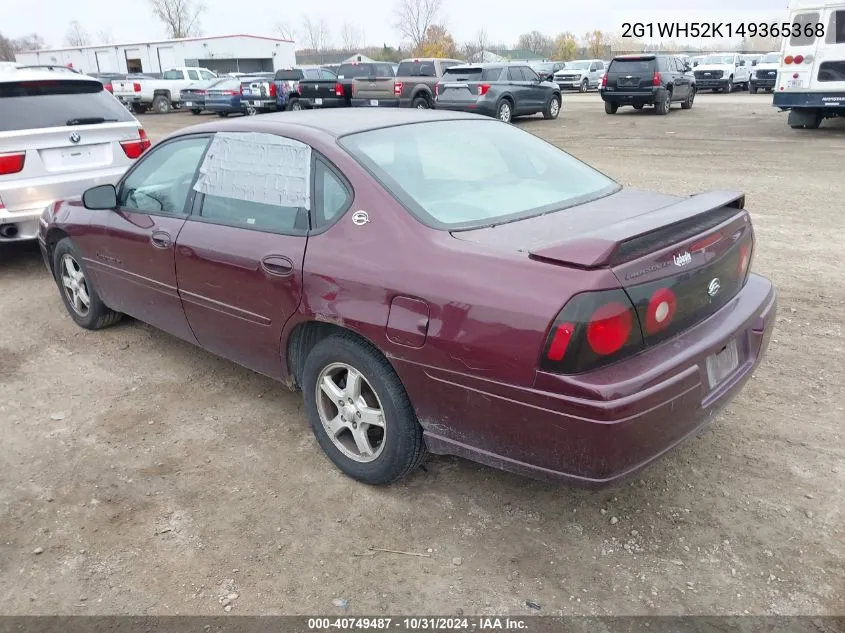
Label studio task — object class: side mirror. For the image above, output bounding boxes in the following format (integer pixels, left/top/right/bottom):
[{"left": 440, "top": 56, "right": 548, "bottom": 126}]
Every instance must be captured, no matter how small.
[
  {"left": 684, "top": 64, "right": 691, "bottom": 72},
  {"left": 82, "top": 184, "right": 117, "bottom": 210},
  {"left": 693, "top": 61, "right": 699, "bottom": 67},
  {"left": 739, "top": 60, "right": 746, "bottom": 66},
  {"left": 752, "top": 60, "right": 758, "bottom": 67}
]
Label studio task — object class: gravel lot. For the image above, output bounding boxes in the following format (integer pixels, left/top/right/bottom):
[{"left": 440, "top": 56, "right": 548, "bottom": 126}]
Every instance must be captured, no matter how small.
[{"left": 1, "top": 92, "right": 842, "bottom": 617}]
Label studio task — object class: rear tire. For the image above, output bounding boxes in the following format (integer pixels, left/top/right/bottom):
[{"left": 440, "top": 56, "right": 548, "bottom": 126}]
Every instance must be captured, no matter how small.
[
  {"left": 788, "top": 109, "right": 823, "bottom": 129},
  {"left": 749, "top": 86, "right": 758, "bottom": 94},
  {"left": 190, "top": 108, "right": 202, "bottom": 115},
  {"left": 543, "top": 95, "right": 561, "bottom": 120},
  {"left": 655, "top": 90, "right": 671, "bottom": 115},
  {"left": 217, "top": 112, "right": 229, "bottom": 117},
  {"left": 133, "top": 105, "right": 148, "bottom": 114},
  {"left": 152, "top": 95, "right": 171, "bottom": 114},
  {"left": 412, "top": 95, "right": 430, "bottom": 109},
  {"left": 302, "top": 333, "right": 427, "bottom": 485},
  {"left": 681, "top": 86, "right": 695, "bottom": 110},
  {"left": 604, "top": 100, "right": 618, "bottom": 114},
  {"left": 496, "top": 99, "right": 513, "bottom": 123},
  {"left": 633, "top": 104, "right": 644, "bottom": 110},
  {"left": 287, "top": 98, "right": 303, "bottom": 111},
  {"left": 52, "top": 238, "right": 122, "bottom": 331}
]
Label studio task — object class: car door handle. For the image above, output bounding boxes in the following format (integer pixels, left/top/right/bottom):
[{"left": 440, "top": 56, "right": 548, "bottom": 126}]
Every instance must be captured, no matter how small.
[
  {"left": 261, "top": 255, "right": 294, "bottom": 277},
  {"left": 151, "top": 230, "right": 172, "bottom": 249}
]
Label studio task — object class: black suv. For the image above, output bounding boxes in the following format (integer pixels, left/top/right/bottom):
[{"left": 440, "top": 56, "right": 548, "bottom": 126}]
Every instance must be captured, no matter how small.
[
  {"left": 434, "top": 63, "right": 562, "bottom": 123},
  {"left": 600, "top": 54, "right": 696, "bottom": 115}
]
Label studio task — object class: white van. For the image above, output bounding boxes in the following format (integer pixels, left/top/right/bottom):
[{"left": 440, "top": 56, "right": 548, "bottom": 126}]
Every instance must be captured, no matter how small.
[{"left": 774, "top": 0, "right": 845, "bottom": 128}]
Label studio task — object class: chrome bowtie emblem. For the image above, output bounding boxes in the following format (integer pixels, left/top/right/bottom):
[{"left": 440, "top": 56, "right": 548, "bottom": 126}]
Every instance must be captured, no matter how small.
[
  {"left": 69, "top": 132, "right": 81, "bottom": 143},
  {"left": 707, "top": 277, "right": 721, "bottom": 297},
  {"left": 351, "top": 210, "right": 370, "bottom": 226}
]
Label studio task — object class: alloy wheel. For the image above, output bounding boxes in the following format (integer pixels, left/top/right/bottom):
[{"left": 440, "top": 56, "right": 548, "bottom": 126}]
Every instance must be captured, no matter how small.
[
  {"left": 550, "top": 97, "right": 560, "bottom": 118},
  {"left": 315, "top": 362, "right": 386, "bottom": 463},
  {"left": 60, "top": 254, "right": 90, "bottom": 317},
  {"left": 498, "top": 102, "right": 511, "bottom": 122}
]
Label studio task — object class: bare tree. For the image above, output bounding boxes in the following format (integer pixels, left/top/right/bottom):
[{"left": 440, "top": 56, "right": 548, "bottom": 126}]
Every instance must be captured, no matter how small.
[
  {"left": 15, "top": 34, "right": 46, "bottom": 52},
  {"left": 340, "top": 21, "right": 363, "bottom": 52},
  {"left": 393, "top": 0, "right": 443, "bottom": 52},
  {"left": 96, "top": 30, "right": 114, "bottom": 44},
  {"left": 65, "top": 21, "right": 90, "bottom": 47},
  {"left": 301, "top": 16, "right": 331, "bottom": 52},
  {"left": 517, "top": 30, "right": 554, "bottom": 57},
  {"left": 275, "top": 21, "right": 296, "bottom": 41},
  {"left": 149, "top": 0, "right": 204, "bottom": 39},
  {"left": 0, "top": 34, "right": 16, "bottom": 61}
]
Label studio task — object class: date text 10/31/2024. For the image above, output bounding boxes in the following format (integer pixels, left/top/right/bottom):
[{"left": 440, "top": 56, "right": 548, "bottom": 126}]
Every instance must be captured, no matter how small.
[
  {"left": 621, "top": 21, "right": 826, "bottom": 39},
  {"left": 307, "top": 617, "right": 529, "bottom": 630}
]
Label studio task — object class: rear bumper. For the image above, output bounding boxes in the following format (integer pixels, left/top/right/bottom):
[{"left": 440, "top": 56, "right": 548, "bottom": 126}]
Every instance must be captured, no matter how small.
[
  {"left": 397, "top": 273, "right": 777, "bottom": 487},
  {"left": 351, "top": 98, "right": 400, "bottom": 107},
  {"left": 434, "top": 101, "right": 497, "bottom": 117},
  {"left": 242, "top": 98, "right": 277, "bottom": 110},
  {"left": 773, "top": 91, "right": 845, "bottom": 109},
  {"left": 180, "top": 99, "right": 206, "bottom": 108},
  {"left": 600, "top": 87, "right": 660, "bottom": 104},
  {"left": 0, "top": 165, "right": 128, "bottom": 242},
  {"left": 301, "top": 97, "right": 346, "bottom": 109}
]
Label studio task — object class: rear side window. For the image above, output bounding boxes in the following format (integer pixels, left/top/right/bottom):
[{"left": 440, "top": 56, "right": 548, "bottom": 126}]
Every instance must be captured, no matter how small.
[
  {"left": 162, "top": 70, "right": 184, "bottom": 80},
  {"left": 791, "top": 12, "right": 821, "bottom": 46},
  {"left": 397, "top": 61, "right": 436, "bottom": 77},
  {"left": 319, "top": 68, "right": 337, "bottom": 80},
  {"left": 507, "top": 67, "right": 523, "bottom": 81},
  {"left": 827, "top": 10, "right": 845, "bottom": 44},
  {"left": 0, "top": 79, "right": 136, "bottom": 132},
  {"left": 818, "top": 61, "right": 845, "bottom": 81},
  {"left": 188, "top": 70, "right": 199, "bottom": 80},
  {"left": 609, "top": 58, "right": 655, "bottom": 73},
  {"left": 313, "top": 159, "right": 352, "bottom": 228}
]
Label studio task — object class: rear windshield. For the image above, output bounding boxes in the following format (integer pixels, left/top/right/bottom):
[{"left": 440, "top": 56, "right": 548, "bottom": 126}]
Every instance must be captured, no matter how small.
[
  {"left": 397, "top": 61, "right": 437, "bottom": 77},
  {"left": 275, "top": 69, "right": 304, "bottom": 80},
  {"left": 0, "top": 79, "right": 135, "bottom": 132},
  {"left": 338, "top": 63, "right": 394, "bottom": 78},
  {"left": 340, "top": 120, "right": 618, "bottom": 230},
  {"left": 442, "top": 67, "right": 502, "bottom": 81},
  {"left": 609, "top": 59, "right": 655, "bottom": 73}
]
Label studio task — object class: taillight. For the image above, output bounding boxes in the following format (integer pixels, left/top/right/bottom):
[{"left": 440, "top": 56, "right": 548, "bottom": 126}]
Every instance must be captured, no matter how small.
[
  {"left": 269, "top": 83, "right": 277, "bottom": 97},
  {"left": 224, "top": 90, "right": 238, "bottom": 95},
  {"left": 644, "top": 288, "right": 677, "bottom": 335},
  {"left": 0, "top": 151, "right": 26, "bottom": 175},
  {"left": 120, "top": 128, "right": 151, "bottom": 159},
  {"left": 793, "top": 54, "right": 804, "bottom": 65},
  {"left": 540, "top": 289, "right": 643, "bottom": 374},
  {"left": 133, "top": 82, "right": 141, "bottom": 92},
  {"left": 393, "top": 81, "right": 403, "bottom": 96},
  {"left": 335, "top": 82, "right": 344, "bottom": 96},
  {"left": 105, "top": 83, "right": 113, "bottom": 92},
  {"left": 239, "top": 85, "right": 244, "bottom": 95},
  {"left": 784, "top": 55, "right": 794, "bottom": 65},
  {"left": 478, "top": 83, "right": 491, "bottom": 96},
  {"left": 738, "top": 242, "right": 752, "bottom": 278},
  {"left": 601, "top": 73, "right": 608, "bottom": 87},
  {"left": 652, "top": 71, "right": 661, "bottom": 86},
  {"left": 434, "top": 84, "right": 439, "bottom": 97}
]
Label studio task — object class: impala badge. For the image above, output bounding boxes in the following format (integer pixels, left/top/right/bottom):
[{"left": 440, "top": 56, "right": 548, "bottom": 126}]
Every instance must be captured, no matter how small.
[
  {"left": 674, "top": 251, "right": 692, "bottom": 267},
  {"left": 707, "top": 277, "right": 721, "bottom": 297}
]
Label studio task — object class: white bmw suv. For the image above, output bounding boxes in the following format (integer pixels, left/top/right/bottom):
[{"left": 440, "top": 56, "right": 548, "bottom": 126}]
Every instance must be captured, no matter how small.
[{"left": 0, "top": 70, "right": 150, "bottom": 242}]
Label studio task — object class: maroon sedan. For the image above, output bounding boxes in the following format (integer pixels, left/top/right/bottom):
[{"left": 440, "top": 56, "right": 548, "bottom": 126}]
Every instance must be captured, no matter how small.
[{"left": 37, "top": 109, "right": 777, "bottom": 486}]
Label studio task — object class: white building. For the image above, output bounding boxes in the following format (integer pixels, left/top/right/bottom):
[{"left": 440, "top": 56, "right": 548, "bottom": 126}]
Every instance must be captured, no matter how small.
[{"left": 14, "top": 34, "right": 296, "bottom": 75}]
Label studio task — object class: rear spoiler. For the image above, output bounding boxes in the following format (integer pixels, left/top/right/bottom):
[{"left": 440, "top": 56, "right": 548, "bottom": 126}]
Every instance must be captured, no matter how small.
[{"left": 528, "top": 191, "right": 747, "bottom": 269}]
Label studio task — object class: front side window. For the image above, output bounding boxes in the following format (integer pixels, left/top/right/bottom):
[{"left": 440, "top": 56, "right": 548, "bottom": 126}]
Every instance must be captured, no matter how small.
[
  {"left": 340, "top": 120, "right": 618, "bottom": 230},
  {"left": 200, "top": 70, "right": 215, "bottom": 80},
  {"left": 188, "top": 70, "right": 199, "bottom": 80},
  {"left": 119, "top": 137, "right": 210, "bottom": 214},
  {"left": 521, "top": 66, "right": 539, "bottom": 81}
]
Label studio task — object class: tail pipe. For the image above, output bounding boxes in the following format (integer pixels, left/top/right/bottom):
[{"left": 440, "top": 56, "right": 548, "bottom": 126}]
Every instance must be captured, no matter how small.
[{"left": 0, "top": 223, "right": 20, "bottom": 239}]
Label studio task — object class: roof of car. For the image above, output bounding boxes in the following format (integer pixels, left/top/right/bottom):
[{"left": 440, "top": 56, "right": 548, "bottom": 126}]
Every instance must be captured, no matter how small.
[
  {"left": 183, "top": 108, "right": 489, "bottom": 139},
  {"left": 0, "top": 69, "right": 102, "bottom": 84}
]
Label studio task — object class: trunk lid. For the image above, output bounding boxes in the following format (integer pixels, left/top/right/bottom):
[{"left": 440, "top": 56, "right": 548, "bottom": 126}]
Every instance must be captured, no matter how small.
[
  {"left": 436, "top": 67, "right": 497, "bottom": 103},
  {"left": 452, "top": 187, "right": 754, "bottom": 347},
  {"left": 352, "top": 77, "right": 395, "bottom": 100}
]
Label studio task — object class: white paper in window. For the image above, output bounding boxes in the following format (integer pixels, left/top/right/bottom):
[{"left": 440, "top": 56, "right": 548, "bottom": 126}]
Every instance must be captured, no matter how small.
[{"left": 193, "top": 132, "right": 311, "bottom": 208}]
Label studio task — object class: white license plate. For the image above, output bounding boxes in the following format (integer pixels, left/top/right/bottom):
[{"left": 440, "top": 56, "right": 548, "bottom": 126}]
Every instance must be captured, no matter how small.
[
  {"left": 314, "top": 98, "right": 323, "bottom": 105},
  {"left": 788, "top": 79, "right": 804, "bottom": 88},
  {"left": 706, "top": 339, "right": 739, "bottom": 388},
  {"left": 370, "top": 99, "right": 379, "bottom": 106},
  {"left": 184, "top": 101, "right": 193, "bottom": 106}
]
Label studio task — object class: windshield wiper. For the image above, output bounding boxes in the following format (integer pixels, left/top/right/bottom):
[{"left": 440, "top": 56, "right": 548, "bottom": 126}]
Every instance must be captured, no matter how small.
[{"left": 66, "top": 117, "right": 118, "bottom": 126}]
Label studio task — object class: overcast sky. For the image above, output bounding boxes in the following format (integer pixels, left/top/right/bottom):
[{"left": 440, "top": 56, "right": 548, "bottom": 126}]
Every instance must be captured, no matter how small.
[{"left": 6, "top": 0, "right": 789, "bottom": 50}]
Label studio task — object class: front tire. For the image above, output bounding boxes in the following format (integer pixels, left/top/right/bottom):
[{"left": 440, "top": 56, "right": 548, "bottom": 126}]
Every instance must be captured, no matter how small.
[
  {"left": 190, "top": 108, "right": 202, "bottom": 115},
  {"left": 543, "top": 95, "right": 561, "bottom": 119},
  {"left": 749, "top": 85, "right": 758, "bottom": 94},
  {"left": 217, "top": 112, "right": 229, "bottom": 117},
  {"left": 604, "top": 100, "right": 618, "bottom": 114},
  {"left": 52, "top": 238, "right": 122, "bottom": 330},
  {"left": 725, "top": 78, "right": 733, "bottom": 94},
  {"left": 579, "top": 78, "right": 588, "bottom": 93},
  {"left": 302, "top": 333, "right": 426, "bottom": 485},
  {"left": 681, "top": 86, "right": 695, "bottom": 109}
]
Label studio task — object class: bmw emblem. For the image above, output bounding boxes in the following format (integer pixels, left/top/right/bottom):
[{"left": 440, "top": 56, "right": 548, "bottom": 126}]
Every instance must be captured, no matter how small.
[
  {"left": 69, "top": 132, "right": 81, "bottom": 144},
  {"left": 707, "top": 278, "right": 721, "bottom": 297}
]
